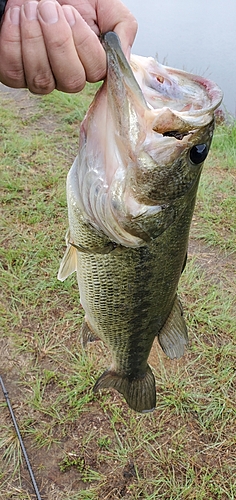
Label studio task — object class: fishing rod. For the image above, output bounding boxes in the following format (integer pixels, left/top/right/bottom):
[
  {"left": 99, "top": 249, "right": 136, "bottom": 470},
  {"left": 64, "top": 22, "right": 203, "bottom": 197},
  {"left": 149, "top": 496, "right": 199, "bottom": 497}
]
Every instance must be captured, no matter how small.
[{"left": 0, "top": 375, "right": 42, "bottom": 500}]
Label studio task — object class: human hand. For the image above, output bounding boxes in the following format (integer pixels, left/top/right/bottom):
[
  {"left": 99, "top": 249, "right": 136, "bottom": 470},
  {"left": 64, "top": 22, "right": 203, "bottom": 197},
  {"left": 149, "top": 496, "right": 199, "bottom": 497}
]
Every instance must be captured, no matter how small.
[{"left": 0, "top": 0, "right": 137, "bottom": 94}]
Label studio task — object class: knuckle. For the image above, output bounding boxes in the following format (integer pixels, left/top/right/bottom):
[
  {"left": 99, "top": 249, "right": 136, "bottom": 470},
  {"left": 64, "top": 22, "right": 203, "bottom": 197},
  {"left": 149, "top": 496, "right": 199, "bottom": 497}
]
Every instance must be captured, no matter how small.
[
  {"left": 125, "top": 16, "right": 138, "bottom": 42},
  {"left": 49, "top": 33, "right": 71, "bottom": 52},
  {"left": 87, "top": 68, "right": 105, "bottom": 84},
  {"left": 132, "top": 18, "right": 138, "bottom": 36},
  {"left": 58, "top": 76, "right": 86, "bottom": 94},
  {"left": 0, "top": 67, "right": 25, "bottom": 87},
  {"left": 31, "top": 73, "right": 55, "bottom": 94}
]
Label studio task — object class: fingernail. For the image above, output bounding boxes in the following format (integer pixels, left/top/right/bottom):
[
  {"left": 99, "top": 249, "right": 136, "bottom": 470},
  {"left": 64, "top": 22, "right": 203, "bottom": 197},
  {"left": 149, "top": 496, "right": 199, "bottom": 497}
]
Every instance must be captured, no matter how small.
[
  {"left": 23, "top": 1, "right": 38, "bottom": 21},
  {"left": 63, "top": 5, "right": 76, "bottom": 27},
  {"left": 10, "top": 6, "right": 20, "bottom": 25},
  {"left": 38, "top": 1, "right": 59, "bottom": 24}
]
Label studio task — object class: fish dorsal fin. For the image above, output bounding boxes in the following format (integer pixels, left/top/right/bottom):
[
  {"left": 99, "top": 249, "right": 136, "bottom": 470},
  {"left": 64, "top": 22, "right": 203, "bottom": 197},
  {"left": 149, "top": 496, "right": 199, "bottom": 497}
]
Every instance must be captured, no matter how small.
[
  {"left": 93, "top": 365, "right": 156, "bottom": 413},
  {"left": 57, "top": 234, "right": 77, "bottom": 282},
  {"left": 158, "top": 296, "right": 188, "bottom": 359}
]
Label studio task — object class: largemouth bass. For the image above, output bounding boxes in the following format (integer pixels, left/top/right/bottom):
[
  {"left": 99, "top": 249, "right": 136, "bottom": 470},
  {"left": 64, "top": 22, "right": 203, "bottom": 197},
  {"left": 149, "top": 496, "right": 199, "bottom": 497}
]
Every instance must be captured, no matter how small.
[{"left": 58, "top": 32, "right": 222, "bottom": 413}]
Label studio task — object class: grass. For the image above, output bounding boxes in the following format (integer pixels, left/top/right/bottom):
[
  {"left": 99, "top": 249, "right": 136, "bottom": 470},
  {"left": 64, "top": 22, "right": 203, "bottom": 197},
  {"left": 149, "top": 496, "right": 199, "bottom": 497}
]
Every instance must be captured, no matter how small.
[
  {"left": 190, "top": 124, "right": 236, "bottom": 251},
  {"left": 0, "top": 85, "right": 235, "bottom": 500}
]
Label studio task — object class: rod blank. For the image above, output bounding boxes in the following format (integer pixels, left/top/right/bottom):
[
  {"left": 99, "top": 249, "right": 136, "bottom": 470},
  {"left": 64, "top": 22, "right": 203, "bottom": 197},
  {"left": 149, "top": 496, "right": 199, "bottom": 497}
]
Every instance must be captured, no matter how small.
[{"left": 0, "top": 375, "right": 42, "bottom": 500}]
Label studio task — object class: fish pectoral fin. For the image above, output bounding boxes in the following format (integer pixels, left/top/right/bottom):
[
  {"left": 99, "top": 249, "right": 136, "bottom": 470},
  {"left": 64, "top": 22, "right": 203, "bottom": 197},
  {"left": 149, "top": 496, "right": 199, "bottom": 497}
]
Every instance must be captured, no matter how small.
[
  {"left": 57, "top": 243, "right": 77, "bottom": 282},
  {"left": 158, "top": 296, "right": 188, "bottom": 359},
  {"left": 80, "top": 319, "right": 99, "bottom": 348},
  {"left": 93, "top": 366, "right": 156, "bottom": 413}
]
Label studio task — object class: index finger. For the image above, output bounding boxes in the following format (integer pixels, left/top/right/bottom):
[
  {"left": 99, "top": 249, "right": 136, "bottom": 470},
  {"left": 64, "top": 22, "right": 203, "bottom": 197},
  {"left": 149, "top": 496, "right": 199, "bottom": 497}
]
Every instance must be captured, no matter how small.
[
  {"left": 37, "top": 0, "right": 86, "bottom": 93},
  {"left": 96, "top": 0, "right": 138, "bottom": 58}
]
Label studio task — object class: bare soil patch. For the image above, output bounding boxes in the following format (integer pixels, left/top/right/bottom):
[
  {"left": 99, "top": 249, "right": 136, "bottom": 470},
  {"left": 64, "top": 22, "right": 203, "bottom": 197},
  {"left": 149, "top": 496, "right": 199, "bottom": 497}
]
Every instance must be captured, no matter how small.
[{"left": 0, "top": 85, "right": 235, "bottom": 500}]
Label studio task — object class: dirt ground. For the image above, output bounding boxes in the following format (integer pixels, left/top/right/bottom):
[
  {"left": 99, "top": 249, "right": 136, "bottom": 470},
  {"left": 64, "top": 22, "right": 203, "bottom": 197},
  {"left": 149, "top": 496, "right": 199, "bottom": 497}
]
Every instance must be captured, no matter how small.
[{"left": 0, "top": 84, "right": 235, "bottom": 500}]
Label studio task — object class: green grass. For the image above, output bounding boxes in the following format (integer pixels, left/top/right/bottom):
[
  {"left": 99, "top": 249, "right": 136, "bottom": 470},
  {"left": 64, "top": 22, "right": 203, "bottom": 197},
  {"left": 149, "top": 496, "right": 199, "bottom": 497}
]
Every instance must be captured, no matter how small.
[
  {"left": 190, "top": 124, "right": 236, "bottom": 251},
  {"left": 0, "top": 87, "right": 235, "bottom": 500}
]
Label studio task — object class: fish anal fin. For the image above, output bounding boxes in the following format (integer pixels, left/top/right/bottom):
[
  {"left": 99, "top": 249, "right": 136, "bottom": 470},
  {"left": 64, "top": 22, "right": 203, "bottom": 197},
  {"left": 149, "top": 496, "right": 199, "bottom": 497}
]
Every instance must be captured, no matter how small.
[
  {"left": 158, "top": 296, "right": 188, "bottom": 359},
  {"left": 93, "top": 365, "right": 156, "bottom": 413},
  {"left": 181, "top": 252, "right": 187, "bottom": 274},
  {"left": 57, "top": 243, "right": 77, "bottom": 282},
  {"left": 80, "top": 319, "right": 99, "bottom": 348}
]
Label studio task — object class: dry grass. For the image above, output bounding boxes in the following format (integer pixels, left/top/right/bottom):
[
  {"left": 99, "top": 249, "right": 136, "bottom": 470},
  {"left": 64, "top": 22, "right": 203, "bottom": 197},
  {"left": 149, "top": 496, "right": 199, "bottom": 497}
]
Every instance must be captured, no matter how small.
[{"left": 0, "top": 84, "right": 235, "bottom": 500}]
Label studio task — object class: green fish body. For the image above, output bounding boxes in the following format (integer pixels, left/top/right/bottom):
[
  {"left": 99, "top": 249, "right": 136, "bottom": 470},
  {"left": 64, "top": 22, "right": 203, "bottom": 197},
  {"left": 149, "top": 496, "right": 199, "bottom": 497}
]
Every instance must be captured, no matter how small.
[{"left": 58, "top": 32, "right": 222, "bottom": 413}]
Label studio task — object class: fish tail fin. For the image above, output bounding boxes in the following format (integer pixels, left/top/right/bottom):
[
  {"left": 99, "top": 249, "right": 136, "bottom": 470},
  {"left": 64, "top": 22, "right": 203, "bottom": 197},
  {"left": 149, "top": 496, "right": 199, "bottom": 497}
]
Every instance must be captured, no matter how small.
[{"left": 93, "top": 365, "right": 156, "bottom": 413}]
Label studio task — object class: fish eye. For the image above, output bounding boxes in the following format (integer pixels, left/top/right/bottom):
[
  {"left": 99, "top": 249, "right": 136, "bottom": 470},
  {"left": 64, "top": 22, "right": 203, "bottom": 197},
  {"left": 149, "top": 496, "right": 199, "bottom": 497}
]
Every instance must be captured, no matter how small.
[{"left": 190, "top": 144, "right": 208, "bottom": 164}]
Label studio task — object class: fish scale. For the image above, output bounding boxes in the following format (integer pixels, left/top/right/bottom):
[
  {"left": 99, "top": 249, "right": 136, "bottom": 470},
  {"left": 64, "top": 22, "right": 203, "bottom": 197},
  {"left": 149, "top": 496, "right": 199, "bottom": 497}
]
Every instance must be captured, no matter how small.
[
  {"left": 76, "top": 194, "right": 194, "bottom": 355},
  {"left": 58, "top": 32, "right": 222, "bottom": 412}
]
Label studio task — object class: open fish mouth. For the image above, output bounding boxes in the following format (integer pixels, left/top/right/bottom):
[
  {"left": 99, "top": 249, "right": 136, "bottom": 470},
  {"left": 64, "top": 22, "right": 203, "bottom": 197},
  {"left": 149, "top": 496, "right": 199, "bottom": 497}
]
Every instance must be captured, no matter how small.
[
  {"left": 70, "top": 32, "right": 223, "bottom": 248},
  {"left": 102, "top": 31, "right": 222, "bottom": 119}
]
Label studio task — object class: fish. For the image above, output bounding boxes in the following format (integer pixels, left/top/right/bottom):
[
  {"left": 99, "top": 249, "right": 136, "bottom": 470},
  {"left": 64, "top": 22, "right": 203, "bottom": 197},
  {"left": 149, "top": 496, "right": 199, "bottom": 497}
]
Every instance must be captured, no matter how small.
[{"left": 58, "top": 32, "right": 222, "bottom": 413}]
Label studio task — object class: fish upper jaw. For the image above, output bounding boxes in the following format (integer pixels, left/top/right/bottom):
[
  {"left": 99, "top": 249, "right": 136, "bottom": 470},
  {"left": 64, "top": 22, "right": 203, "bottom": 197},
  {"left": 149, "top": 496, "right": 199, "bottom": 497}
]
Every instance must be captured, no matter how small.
[{"left": 130, "top": 54, "right": 223, "bottom": 116}]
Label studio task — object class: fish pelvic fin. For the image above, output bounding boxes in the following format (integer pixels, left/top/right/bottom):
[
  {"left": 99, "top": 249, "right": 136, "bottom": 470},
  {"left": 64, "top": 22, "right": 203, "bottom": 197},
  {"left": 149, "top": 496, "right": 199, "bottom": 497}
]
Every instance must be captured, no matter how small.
[
  {"left": 57, "top": 230, "right": 77, "bottom": 282},
  {"left": 158, "top": 295, "right": 188, "bottom": 359},
  {"left": 93, "top": 365, "right": 156, "bottom": 413}
]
